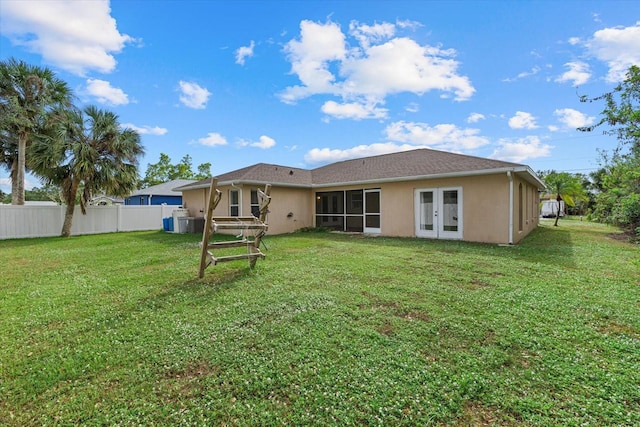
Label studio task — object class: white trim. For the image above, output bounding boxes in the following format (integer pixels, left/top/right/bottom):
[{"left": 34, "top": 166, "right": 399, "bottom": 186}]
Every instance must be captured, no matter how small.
[
  {"left": 507, "top": 171, "right": 514, "bottom": 245},
  {"left": 414, "top": 187, "right": 463, "bottom": 240},
  {"left": 363, "top": 188, "right": 381, "bottom": 234}
]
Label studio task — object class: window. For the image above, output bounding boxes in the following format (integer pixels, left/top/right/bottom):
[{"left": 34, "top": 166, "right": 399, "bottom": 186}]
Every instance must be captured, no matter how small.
[
  {"left": 229, "top": 190, "right": 239, "bottom": 216},
  {"left": 518, "top": 183, "right": 523, "bottom": 232},
  {"left": 250, "top": 189, "right": 260, "bottom": 218}
]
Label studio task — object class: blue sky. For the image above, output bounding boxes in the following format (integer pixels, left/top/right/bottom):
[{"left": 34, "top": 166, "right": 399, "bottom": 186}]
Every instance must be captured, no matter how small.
[{"left": 1, "top": 0, "right": 639, "bottom": 193}]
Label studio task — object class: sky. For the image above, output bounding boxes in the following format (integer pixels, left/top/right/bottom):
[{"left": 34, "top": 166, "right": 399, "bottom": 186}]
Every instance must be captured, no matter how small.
[{"left": 1, "top": 0, "right": 640, "bottom": 193}]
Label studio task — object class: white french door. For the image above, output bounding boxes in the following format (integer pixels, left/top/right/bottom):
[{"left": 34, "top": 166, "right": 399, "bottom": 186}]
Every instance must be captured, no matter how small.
[{"left": 414, "top": 187, "right": 462, "bottom": 239}]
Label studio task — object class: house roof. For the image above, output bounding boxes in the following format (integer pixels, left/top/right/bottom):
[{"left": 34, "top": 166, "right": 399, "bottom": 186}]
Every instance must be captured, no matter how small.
[
  {"left": 175, "top": 149, "right": 545, "bottom": 191},
  {"left": 129, "top": 179, "right": 196, "bottom": 197}
]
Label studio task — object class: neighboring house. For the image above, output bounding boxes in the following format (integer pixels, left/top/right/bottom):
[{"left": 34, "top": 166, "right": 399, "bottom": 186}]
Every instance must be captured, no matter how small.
[
  {"left": 125, "top": 179, "right": 195, "bottom": 206},
  {"left": 175, "top": 149, "right": 545, "bottom": 244},
  {"left": 90, "top": 195, "right": 124, "bottom": 205},
  {"left": 540, "top": 199, "right": 565, "bottom": 218}
]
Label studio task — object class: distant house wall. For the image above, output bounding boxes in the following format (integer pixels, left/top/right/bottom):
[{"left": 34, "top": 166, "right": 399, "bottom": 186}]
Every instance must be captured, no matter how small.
[{"left": 125, "top": 195, "right": 183, "bottom": 205}]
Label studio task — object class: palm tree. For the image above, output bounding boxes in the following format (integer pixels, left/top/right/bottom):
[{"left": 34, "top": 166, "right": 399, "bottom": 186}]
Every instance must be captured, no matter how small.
[
  {"left": 30, "top": 105, "right": 144, "bottom": 237},
  {"left": 0, "top": 58, "right": 71, "bottom": 204},
  {"left": 542, "top": 171, "right": 588, "bottom": 226}
]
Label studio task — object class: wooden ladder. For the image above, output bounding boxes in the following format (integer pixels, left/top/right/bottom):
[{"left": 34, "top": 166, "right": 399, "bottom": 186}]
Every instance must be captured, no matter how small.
[{"left": 198, "top": 178, "right": 271, "bottom": 278}]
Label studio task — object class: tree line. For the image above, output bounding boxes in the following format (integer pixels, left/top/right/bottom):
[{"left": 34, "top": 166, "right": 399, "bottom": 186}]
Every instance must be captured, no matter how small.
[
  {"left": 1, "top": 58, "right": 210, "bottom": 236},
  {"left": 541, "top": 65, "right": 640, "bottom": 240}
]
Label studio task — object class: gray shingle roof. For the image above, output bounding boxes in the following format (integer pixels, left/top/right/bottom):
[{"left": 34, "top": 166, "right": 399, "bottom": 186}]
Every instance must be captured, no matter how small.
[
  {"left": 175, "top": 148, "right": 542, "bottom": 191},
  {"left": 311, "top": 148, "right": 522, "bottom": 185},
  {"left": 129, "top": 179, "right": 196, "bottom": 196}
]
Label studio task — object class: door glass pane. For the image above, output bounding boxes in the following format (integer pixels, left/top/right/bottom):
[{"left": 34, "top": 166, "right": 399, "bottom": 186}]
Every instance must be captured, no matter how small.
[
  {"left": 316, "top": 215, "right": 344, "bottom": 231},
  {"left": 420, "top": 191, "right": 434, "bottom": 231},
  {"left": 442, "top": 190, "right": 458, "bottom": 232},
  {"left": 346, "top": 216, "right": 363, "bottom": 232},
  {"left": 365, "top": 215, "right": 380, "bottom": 228},
  {"left": 316, "top": 191, "right": 344, "bottom": 214},
  {"left": 346, "top": 190, "right": 363, "bottom": 214},
  {"left": 365, "top": 191, "right": 380, "bottom": 214}
]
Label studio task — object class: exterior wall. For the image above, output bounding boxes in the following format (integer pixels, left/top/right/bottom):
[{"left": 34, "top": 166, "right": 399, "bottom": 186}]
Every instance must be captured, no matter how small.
[
  {"left": 125, "top": 195, "right": 182, "bottom": 205},
  {"left": 315, "top": 173, "right": 536, "bottom": 245},
  {"left": 180, "top": 173, "right": 540, "bottom": 244},
  {"left": 181, "top": 184, "right": 313, "bottom": 235},
  {"left": 511, "top": 174, "right": 540, "bottom": 244}
]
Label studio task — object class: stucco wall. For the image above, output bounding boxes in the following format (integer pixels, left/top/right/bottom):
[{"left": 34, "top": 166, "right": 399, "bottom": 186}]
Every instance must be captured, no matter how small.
[
  {"left": 181, "top": 184, "right": 313, "bottom": 235},
  {"left": 316, "top": 173, "right": 513, "bottom": 244},
  {"left": 511, "top": 173, "right": 540, "bottom": 244},
  {"left": 180, "top": 173, "right": 540, "bottom": 244}
]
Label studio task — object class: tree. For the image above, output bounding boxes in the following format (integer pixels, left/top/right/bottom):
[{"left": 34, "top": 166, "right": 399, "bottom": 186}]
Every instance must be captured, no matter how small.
[
  {"left": 540, "top": 171, "right": 588, "bottom": 226},
  {"left": 30, "top": 105, "right": 144, "bottom": 237},
  {"left": 140, "top": 153, "right": 211, "bottom": 187},
  {"left": 579, "top": 65, "right": 640, "bottom": 238},
  {"left": 0, "top": 58, "right": 71, "bottom": 205}
]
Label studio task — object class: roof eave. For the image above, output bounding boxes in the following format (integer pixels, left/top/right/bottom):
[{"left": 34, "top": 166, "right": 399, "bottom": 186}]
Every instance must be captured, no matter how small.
[
  {"left": 176, "top": 179, "right": 312, "bottom": 191},
  {"left": 312, "top": 166, "right": 545, "bottom": 189},
  {"left": 175, "top": 166, "right": 545, "bottom": 192}
]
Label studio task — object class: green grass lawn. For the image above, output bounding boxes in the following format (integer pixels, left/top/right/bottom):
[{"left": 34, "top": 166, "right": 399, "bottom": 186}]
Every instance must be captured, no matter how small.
[{"left": 1, "top": 219, "right": 638, "bottom": 426}]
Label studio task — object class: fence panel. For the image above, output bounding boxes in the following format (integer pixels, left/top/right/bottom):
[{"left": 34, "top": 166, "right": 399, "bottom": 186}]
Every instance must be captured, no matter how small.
[
  {"left": 0, "top": 205, "right": 63, "bottom": 239},
  {"left": 0, "top": 205, "right": 183, "bottom": 240}
]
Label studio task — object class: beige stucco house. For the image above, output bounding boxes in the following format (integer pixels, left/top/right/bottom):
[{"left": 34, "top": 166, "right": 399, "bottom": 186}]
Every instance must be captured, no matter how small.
[{"left": 175, "top": 148, "right": 545, "bottom": 244}]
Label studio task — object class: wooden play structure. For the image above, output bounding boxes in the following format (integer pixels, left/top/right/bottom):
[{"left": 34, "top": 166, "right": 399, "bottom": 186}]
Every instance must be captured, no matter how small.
[{"left": 198, "top": 178, "right": 271, "bottom": 278}]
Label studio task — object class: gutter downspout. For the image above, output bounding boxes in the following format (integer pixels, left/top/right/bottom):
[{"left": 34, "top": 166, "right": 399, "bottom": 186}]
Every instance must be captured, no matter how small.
[{"left": 507, "top": 171, "right": 514, "bottom": 245}]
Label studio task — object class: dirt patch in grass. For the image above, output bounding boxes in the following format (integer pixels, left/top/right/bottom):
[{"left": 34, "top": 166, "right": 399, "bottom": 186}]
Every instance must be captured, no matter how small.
[
  {"left": 396, "top": 309, "right": 431, "bottom": 322},
  {"left": 454, "top": 401, "right": 516, "bottom": 426},
  {"left": 376, "top": 321, "right": 395, "bottom": 336},
  {"left": 156, "top": 360, "right": 221, "bottom": 404},
  {"left": 596, "top": 320, "right": 639, "bottom": 339}
]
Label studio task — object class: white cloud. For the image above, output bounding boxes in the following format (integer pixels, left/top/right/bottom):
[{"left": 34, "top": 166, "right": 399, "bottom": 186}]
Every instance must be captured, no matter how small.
[
  {"left": 503, "top": 66, "right": 540, "bottom": 82},
  {"left": 0, "top": 177, "right": 36, "bottom": 191},
  {"left": 321, "top": 99, "right": 388, "bottom": 120},
  {"left": 235, "top": 40, "right": 255, "bottom": 65},
  {"left": 555, "top": 61, "right": 591, "bottom": 86},
  {"left": 490, "top": 136, "right": 552, "bottom": 163},
  {"left": 196, "top": 132, "right": 227, "bottom": 147},
  {"left": 85, "top": 79, "right": 129, "bottom": 105},
  {"left": 508, "top": 111, "right": 538, "bottom": 130},
  {"left": 568, "top": 37, "right": 581, "bottom": 46},
  {"left": 280, "top": 20, "right": 346, "bottom": 103},
  {"left": 585, "top": 22, "right": 640, "bottom": 82},
  {"left": 178, "top": 81, "right": 211, "bottom": 109},
  {"left": 0, "top": 178, "right": 12, "bottom": 192},
  {"left": 405, "top": 102, "right": 419, "bottom": 113},
  {"left": 0, "top": 0, "right": 134, "bottom": 75},
  {"left": 305, "top": 142, "right": 420, "bottom": 164},
  {"left": 239, "top": 135, "right": 276, "bottom": 149},
  {"left": 280, "top": 19, "right": 474, "bottom": 115},
  {"left": 384, "top": 121, "right": 490, "bottom": 151},
  {"left": 348, "top": 20, "right": 396, "bottom": 49},
  {"left": 121, "top": 123, "right": 167, "bottom": 135},
  {"left": 466, "top": 112, "right": 485, "bottom": 123},
  {"left": 553, "top": 108, "right": 595, "bottom": 129}
]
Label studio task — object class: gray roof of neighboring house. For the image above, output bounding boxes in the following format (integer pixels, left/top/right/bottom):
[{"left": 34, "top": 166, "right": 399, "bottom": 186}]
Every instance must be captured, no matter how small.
[
  {"left": 129, "top": 179, "right": 196, "bottom": 197},
  {"left": 175, "top": 149, "right": 545, "bottom": 191}
]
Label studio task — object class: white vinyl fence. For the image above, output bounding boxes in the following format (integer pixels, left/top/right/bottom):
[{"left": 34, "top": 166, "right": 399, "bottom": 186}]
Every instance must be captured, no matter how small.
[{"left": 0, "top": 205, "right": 181, "bottom": 240}]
